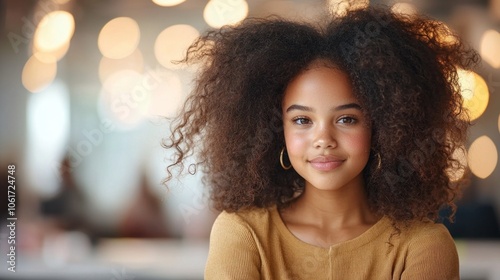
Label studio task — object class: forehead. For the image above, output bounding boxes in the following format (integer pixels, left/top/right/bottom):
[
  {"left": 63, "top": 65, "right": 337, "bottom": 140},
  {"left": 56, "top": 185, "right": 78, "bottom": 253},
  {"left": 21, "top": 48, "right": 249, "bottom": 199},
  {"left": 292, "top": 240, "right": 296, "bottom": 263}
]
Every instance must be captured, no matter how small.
[{"left": 283, "top": 64, "right": 356, "bottom": 106}]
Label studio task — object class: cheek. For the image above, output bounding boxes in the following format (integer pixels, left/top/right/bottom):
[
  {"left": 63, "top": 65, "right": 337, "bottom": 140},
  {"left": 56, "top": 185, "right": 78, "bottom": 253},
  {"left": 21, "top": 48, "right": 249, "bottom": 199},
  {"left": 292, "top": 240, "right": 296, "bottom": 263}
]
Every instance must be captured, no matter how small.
[
  {"left": 283, "top": 127, "right": 308, "bottom": 157},
  {"left": 346, "top": 130, "right": 372, "bottom": 155}
]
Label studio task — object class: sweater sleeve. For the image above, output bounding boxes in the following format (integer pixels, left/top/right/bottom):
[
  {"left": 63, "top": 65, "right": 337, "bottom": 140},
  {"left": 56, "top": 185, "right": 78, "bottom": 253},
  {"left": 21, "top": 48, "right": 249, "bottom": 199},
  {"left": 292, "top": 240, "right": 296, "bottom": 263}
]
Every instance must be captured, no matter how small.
[
  {"left": 401, "top": 223, "right": 459, "bottom": 280},
  {"left": 204, "top": 211, "right": 261, "bottom": 279}
]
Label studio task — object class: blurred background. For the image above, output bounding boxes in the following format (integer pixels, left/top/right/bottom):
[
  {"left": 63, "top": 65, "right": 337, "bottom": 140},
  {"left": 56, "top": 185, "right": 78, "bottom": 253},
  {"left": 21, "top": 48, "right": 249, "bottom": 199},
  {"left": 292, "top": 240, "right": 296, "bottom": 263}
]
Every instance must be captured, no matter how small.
[{"left": 0, "top": 0, "right": 499, "bottom": 279}]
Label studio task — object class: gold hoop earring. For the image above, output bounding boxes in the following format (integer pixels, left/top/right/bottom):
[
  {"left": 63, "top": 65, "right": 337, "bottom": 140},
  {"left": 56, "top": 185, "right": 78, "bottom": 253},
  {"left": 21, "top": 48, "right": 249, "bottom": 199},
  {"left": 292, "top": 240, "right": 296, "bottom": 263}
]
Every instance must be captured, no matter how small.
[
  {"left": 280, "top": 147, "right": 292, "bottom": 170},
  {"left": 374, "top": 152, "right": 382, "bottom": 170}
]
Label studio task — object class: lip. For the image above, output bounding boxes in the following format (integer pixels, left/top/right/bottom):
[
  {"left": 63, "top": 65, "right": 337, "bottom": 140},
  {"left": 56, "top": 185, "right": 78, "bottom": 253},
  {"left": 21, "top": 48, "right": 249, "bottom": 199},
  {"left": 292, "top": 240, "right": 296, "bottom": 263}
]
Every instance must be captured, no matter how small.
[{"left": 308, "top": 155, "right": 344, "bottom": 171}]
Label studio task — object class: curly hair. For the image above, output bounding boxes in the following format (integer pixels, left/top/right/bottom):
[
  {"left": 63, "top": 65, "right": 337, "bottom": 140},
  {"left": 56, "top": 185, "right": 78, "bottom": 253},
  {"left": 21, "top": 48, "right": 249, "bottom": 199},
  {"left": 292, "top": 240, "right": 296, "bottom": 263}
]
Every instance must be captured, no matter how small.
[{"left": 163, "top": 6, "right": 479, "bottom": 223}]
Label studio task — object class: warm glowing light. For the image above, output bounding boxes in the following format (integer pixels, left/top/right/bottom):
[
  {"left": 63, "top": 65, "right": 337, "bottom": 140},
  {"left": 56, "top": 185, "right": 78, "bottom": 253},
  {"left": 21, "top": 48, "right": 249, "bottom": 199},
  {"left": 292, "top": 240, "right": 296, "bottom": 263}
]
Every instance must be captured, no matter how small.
[
  {"left": 203, "top": 0, "right": 249, "bottom": 28},
  {"left": 391, "top": 2, "right": 417, "bottom": 15},
  {"left": 99, "top": 49, "right": 144, "bottom": 83},
  {"left": 447, "top": 147, "right": 467, "bottom": 182},
  {"left": 146, "top": 68, "right": 184, "bottom": 118},
  {"left": 426, "top": 21, "right": 457, "bottom": 46},
  {"left": 154, "top": 24, "right": 199, "bottom": 69},
  {"left": 152, "top": 0, "right": 186, "bottom": 7},
  {"left": 98, "top": 17, "right": 140, "bottom": 59},
  {"left": 457, "top": 69, "right": 489, "bottom": 121},
  {"left": 468, "top": 136, "right": 498, "bottom": 179},
  {"left": 417, "top": 20, "right": 457, "bottom": 46},
  {"left": 98, "top": 70, "right": 149, "bottom": 128},
  {"left": 480, "top": 29, "right": 500, "bottom": 68},
  {"left": 328, "top": 0, "right": 369, "bottom": 17},
  {"left": 33, "top": 11, "right": 75, "bottom": 53},
  {"left": 33, "top": 41, "right": 70, "bottom": 63},
  {"left": 22, "top": 55, "right": 57, "bottom": 93}
]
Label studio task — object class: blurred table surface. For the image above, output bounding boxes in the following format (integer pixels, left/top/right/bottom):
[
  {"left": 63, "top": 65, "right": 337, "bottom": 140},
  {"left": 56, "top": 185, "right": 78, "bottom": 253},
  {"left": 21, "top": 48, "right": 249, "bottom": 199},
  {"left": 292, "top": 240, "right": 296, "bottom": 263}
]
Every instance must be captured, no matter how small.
[
  {"left": 0, "top": 238, "right": 499, "bottom": 279},
  {"left": 457, "top": 239, "right": 500, "bottom": 280},
  {"left": 1, "top": 238, "right": 209, "bottom": 280}
]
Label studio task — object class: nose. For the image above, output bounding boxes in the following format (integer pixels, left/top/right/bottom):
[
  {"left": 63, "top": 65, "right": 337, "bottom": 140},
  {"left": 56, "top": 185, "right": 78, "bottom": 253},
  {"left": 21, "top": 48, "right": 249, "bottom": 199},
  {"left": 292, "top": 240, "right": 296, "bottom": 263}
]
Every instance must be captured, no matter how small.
[{"left": 313, "top": 125, "right": 337, "bottom": 149}]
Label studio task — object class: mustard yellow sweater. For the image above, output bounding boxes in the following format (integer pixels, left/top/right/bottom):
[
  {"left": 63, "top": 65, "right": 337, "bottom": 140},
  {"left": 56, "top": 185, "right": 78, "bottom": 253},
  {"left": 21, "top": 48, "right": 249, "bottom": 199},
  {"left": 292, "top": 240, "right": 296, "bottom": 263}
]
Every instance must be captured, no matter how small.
[{"left": 205, "top": 206, "right": 459, "bottom": 279}]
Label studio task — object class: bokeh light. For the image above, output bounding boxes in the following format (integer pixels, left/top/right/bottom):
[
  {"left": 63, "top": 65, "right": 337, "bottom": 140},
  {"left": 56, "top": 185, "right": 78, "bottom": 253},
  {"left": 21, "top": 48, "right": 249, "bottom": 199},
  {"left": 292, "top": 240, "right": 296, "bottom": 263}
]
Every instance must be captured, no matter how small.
[
  {"left": 98, "top": 70, "right": 150, "bottom": 128},
  {"left": 146, "top": 68, "right": 184, "bottom": 118},
  {"left": 26, "top": 80, "right": 70, "bottom": 197},
  {"left": 32, "top": 41, "right": 70, "bottom": 63},
  {"left": 391, "top": 2, "right": 417, "bottom": 15},
  {"left": 22, "top": 55, "right": 57, "bottom": 93},
  {"left": 428, "top": 20, "right": 457, "bottom": 46},
  {"left": 154, "top": 24, "right": 199, "bottom": 69},
  {"left": 457, "top": 69, "right": 489, "bottom": 121},
  {"left": 203, "top": 0, "right": 249, "bottom": 28},
  {"left": 33, "top": 11, "right": 75, "bottom": 54},
  {"left": 98, "top": 17, "right": 141, "bottom": 59},
  {"left": 54, "top": 0, "right": 71, "bottom": 4},
  {"left": 480, "top": 29, "right": 500, "bottom": 68},
  {"left": 328, "top": 0, "right": 369, "bottom": 17},
  {"left": 468, "top": 135, "right": 498, "bottom": 179},
  {"left": 448, "top": 146, "right": 468, "bottom": 182},
  {"left": 99, "top": 49, "right": 144, "bottom": 83},
  {"left": 152, "top": 0, "right": 186, "bottom": 7}
]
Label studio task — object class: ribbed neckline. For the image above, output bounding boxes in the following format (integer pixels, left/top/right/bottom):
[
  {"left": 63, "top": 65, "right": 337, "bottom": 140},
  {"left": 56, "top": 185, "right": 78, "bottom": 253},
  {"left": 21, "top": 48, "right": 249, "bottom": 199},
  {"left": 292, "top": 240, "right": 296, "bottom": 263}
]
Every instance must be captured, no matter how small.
[{"left": 270, "top": 205, "right": 393, "bottom": 252}]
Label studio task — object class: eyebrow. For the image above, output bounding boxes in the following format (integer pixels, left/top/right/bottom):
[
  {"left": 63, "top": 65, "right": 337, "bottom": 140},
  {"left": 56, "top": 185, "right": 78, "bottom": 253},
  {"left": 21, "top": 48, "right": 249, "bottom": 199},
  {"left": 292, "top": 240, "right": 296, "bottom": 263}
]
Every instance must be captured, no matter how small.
[{"left": 285, "top": 103, "right": 362, "bottom": 113}]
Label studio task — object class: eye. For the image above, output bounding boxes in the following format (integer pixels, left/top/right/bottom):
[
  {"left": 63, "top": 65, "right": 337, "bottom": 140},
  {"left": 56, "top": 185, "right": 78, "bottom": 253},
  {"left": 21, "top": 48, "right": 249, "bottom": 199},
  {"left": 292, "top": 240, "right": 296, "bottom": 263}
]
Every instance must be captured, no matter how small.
[
  {"left": 292, "top": 117, "right": 312, "bottom": 125},
  {"left": 337, "top": 116, "right": 357, "bottom": 125}
]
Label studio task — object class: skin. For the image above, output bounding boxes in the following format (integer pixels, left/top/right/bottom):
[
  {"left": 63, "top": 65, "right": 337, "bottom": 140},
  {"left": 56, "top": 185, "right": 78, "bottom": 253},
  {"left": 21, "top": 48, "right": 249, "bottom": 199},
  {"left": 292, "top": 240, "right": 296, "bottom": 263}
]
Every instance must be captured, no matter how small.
[{"left": 280, "top": 60, "right": 379, "bottom": 248}]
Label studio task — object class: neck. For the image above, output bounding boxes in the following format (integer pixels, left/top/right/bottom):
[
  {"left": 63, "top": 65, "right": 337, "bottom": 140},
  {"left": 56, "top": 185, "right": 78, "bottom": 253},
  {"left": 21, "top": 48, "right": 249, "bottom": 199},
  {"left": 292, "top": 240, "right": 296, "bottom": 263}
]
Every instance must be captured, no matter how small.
[{"left": 291, "top": 176, "right": 376, "bottom": 229}]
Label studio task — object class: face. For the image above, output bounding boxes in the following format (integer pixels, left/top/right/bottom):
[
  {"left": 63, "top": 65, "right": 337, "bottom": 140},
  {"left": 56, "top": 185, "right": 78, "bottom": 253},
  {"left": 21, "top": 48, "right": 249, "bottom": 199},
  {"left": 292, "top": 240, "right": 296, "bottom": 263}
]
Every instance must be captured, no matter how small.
[{"left": 282, "top": 62, "right": 371, "bottom": 192}]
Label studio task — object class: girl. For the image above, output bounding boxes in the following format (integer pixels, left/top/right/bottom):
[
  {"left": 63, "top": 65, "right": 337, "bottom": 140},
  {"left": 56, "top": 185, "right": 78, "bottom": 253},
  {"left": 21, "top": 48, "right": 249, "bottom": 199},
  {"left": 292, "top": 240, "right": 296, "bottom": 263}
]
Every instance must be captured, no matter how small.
[{"left": 164, "top": 5, "right": 478, "bottom": 279}]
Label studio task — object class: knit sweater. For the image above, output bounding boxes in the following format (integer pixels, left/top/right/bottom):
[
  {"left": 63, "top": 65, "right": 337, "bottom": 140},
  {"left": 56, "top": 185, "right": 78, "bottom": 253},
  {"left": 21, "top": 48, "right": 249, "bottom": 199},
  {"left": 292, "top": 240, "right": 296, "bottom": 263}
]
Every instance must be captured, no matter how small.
[{"left": 205, "top": 206, "right": 459, "bottom": 279}]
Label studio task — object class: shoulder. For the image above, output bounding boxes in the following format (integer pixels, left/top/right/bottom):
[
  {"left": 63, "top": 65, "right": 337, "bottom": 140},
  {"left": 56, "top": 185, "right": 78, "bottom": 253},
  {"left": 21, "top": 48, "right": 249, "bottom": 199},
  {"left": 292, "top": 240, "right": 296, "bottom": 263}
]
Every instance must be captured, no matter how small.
[
  {"left": 398, "top": 219, "right": 457, "bottom": 255},
  {"left": 401, "top": 219, "right": 455, "bottom": 246},
  {"left": 397, "top": 220, "right": 459, "bottom": 279},
  {"left": 209, "top": 207, "right": 276, "bottom": 246},
  {"left": 205, "top": 207, "right": 275, "bottom": 279},
  {"left": 209, "top": 206, "right": 280, "bottom": 250},
  {"left": 212, "top": 207, "right": 275, "bottom": 230}
]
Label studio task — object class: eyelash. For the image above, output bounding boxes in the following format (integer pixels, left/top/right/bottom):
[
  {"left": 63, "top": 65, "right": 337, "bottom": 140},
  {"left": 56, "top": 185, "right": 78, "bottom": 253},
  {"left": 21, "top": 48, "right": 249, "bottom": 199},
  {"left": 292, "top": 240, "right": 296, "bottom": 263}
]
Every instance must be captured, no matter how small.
[
  {"left": 338, "top": 116, "right": 358, "bottom": 125},
  {"left": 292, "top": 116, "right": 312, "bottom": 125},
  {"left": 291, "top": 116, "right": 358, "bottom": 125}
]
